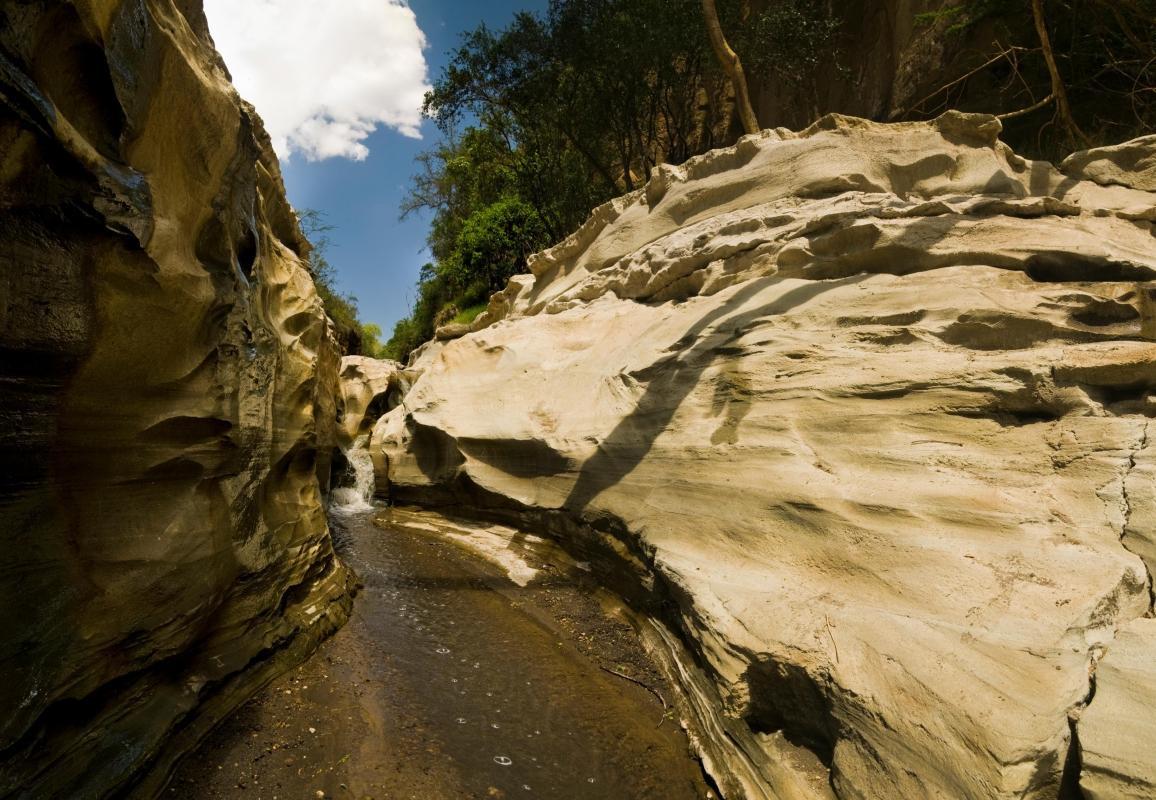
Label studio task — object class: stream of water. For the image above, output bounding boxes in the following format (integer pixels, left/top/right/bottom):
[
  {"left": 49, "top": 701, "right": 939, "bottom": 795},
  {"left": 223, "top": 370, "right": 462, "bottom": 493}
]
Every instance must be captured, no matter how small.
[
  {"left": 170, "top": 443, "right": 711, "bottom": 799},
  {"left": 328, "top": 434, "right": 376, "bottom": 516}
]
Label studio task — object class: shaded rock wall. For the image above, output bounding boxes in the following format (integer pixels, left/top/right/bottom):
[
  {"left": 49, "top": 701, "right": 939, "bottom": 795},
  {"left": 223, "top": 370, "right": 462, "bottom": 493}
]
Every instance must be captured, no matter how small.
[
  {"left": 0, "top": 2, "right": 353, "bottom": 797},
  {"left": 377, "top": 114, "right": 1156, "bottom": 799}
]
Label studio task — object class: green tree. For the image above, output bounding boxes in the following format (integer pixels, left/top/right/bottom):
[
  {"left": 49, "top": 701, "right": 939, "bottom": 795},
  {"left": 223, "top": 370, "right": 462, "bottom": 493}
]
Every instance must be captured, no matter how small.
[
  {"left": 446, "top": 197, "right": 549, "bottom": 296},
  {"left": 387, "top": 0, "right": 762, "bottom": 363}
]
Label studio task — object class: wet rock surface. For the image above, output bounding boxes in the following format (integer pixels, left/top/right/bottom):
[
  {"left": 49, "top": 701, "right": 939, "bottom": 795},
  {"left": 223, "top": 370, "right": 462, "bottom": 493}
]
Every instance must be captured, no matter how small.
[
  {"left": 171, "top": 507, "right": 711, "bottom": 800},
  {"left": 376, "top": 116, "right": 1156, "bottom": 798},
  {"left": 0, "top": 2, "right": 352, "bottom": 796}
]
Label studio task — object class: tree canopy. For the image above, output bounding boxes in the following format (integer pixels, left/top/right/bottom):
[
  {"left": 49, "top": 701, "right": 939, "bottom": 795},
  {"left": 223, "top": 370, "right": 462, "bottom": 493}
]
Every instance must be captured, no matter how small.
[
  {"left": 386, "top": 0, "right": 766, "bottom": 360},
  {"left": 384, "top": 0, "right": 1154, "bottom": 362}
]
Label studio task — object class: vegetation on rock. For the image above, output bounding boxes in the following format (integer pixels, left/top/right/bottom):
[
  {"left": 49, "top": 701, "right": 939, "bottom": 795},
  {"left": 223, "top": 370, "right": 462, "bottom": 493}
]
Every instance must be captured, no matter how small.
[
  {"left": 386, "top": 0, "right": 769, "bottom": 360},
  {"left": 385, "top": 0, "right": 1155, "bottom": 363}
]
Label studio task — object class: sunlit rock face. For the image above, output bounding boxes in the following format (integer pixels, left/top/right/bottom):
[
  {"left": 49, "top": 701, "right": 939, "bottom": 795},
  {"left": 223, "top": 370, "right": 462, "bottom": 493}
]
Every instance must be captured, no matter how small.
[
  {"left": 337, "top": 356, "right": 401, "bottom": 446},
  {"left": 0, "top": 2, "right": 353, "bottom": 797},
  {"left": 377, "top": 114, "right": 1156, "bottom": 799}
]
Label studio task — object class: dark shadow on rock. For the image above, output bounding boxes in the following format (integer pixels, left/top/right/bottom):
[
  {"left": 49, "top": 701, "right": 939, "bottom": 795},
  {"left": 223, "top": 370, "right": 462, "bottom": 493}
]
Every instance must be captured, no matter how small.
[
  {"left": 410, "top": 419, "right": 466, "bottom": 483},
  {"left": 563, "top": 275, "right": 866, "bottom": 513},
  {"left": 457, "top": 437, "right": 575, "bottom": 479},
  {"left": 709, "top": 365, "right": 754, "bottom": 445}
]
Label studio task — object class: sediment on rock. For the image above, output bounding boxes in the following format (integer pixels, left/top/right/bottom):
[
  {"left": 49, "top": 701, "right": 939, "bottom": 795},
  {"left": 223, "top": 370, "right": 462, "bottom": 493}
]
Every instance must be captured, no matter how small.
[
  {"left": 373, "top": 114, "right": 1156, "bottom": 798},
  {"left": 0, "top": 3, "right": 353, "bottom": 797}
]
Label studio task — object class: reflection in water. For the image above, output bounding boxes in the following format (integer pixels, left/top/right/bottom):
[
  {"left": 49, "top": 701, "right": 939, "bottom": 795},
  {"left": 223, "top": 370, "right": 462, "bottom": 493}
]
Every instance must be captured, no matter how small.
[
  {"left": 174, "top": 501, "right": 711, "bottom": 799},
  {"left": 332, "top": 507, "right": 712, "bottom": 799}
]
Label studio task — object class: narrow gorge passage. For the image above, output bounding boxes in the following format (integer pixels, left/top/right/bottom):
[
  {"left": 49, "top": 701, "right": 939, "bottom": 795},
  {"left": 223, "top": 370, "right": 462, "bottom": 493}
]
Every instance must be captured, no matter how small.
[{"left": 168, "top": 498, "right": 712, "bottom": 800}]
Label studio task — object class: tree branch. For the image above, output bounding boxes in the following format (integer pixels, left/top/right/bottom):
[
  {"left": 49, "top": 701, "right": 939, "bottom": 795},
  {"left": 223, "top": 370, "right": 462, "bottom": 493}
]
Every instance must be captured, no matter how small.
[
  {"left": 702, "top": 0, "right": 761, "bottom": 135},
  {"left": 1030, "top": 0, "right": 1089, "bottom": 145}
]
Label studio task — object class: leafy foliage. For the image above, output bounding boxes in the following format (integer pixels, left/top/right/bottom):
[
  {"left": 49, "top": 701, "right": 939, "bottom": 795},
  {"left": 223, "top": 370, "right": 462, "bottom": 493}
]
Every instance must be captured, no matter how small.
[
  {"left": 737, "top": 2, "right": 844, "bottom": 93},
  {"left": 387, "top": 0, "right": 763, "bottom": 362},
  {"left": 385, "top": 0, "right": 1154, "bottom": 362},
  {"left": 446, "top": 197, "right": 548, "bottom": 295}
]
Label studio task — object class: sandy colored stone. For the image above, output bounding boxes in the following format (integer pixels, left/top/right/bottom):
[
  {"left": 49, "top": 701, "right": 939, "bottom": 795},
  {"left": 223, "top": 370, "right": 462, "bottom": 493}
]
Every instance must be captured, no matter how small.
[
  {"left": 337, "top": 355, "right": 400, "bottom": 444},
  {"left": 1063, "top": 135, "right": 1156, "bottom": 192},
  {"left": 376, "top": 113, "right": 1156, "bottom": 799},
  {"left": 1080, "top": 617, "right": 1156, "bottom": 799},
  {"left": 0, "top": 2, "right": 352, "bottom": 797}
]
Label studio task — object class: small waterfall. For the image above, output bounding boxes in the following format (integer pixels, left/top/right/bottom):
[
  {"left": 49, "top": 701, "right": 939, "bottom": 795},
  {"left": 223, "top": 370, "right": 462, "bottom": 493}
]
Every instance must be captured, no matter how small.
[{"left": 329, "top": 434, "right": 376, "bottom": 515}]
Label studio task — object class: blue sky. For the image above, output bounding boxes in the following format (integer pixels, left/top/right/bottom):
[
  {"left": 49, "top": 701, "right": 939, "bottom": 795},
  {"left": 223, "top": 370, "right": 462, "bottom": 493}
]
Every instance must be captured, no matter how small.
[{"left": 225, "top": 0, "right": 551, "bottom": 334}]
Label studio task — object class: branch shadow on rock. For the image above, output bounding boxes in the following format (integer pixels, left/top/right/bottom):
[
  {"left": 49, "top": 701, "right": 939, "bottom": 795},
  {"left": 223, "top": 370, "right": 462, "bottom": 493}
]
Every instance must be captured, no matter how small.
[{"left": 562, "top": 273, "right": 868, "bottom": 513}]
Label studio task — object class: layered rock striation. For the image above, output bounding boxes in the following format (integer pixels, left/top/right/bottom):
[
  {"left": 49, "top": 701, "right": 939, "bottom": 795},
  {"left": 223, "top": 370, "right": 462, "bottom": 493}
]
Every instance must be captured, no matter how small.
[
  {"left": 377, "top": 115, "right": 1156, "bottom": 798},
  {"left": 0, "top": 2, "right": 353, "bottom": 797}
]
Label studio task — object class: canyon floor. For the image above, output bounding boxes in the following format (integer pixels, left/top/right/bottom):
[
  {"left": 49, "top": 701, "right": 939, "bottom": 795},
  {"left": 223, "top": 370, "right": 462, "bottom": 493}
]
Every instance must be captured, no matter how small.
[{"left": 167, "top": 507, "right": 711, "bottom": 800}]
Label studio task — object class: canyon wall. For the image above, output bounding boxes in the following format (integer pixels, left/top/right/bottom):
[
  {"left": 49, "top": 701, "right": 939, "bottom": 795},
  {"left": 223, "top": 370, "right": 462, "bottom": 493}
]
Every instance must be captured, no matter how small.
[
  {"left": 0, "top": 2, "right": 353, "bottom": 797},
  {"left": 376, "top": 115, "right": 1156, "bottom": 798}
]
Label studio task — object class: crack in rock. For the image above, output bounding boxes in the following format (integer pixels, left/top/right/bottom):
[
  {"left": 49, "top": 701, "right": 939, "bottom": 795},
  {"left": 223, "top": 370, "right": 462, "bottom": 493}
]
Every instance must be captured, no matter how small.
[{"left": 1121, "top": 419, "right": 1155, "bottom": 615}]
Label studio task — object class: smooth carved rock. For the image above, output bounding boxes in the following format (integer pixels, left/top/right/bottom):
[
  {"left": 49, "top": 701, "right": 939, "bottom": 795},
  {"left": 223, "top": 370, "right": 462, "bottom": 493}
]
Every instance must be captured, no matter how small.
[
  {"left": 0, "top": 2, "right": 353, "bottom": 797},
  {"left": 1063, "top": 135, "right": 1156, "bottom": 192},
  {"left": 337, "top": 356, "right": 401, "bottom": 445},
  {"left": 375, "top": 113, "right": 1156, "bottom": 799}
]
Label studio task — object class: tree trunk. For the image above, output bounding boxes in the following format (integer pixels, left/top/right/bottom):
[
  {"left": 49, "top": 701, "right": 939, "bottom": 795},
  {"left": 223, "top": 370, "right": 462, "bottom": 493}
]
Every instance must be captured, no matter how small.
[
  {"left": 702, "top": 0, "right": 761, "bottom": 135},
  {"left": 1030, "top": 0, "right": 1087, "bottom": 145}
]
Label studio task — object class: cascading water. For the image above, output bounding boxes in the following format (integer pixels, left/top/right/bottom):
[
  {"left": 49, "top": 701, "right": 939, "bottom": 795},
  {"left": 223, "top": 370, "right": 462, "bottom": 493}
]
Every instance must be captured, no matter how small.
[{"left": 329, "top": 434, "right": 376, "bottom": 515}]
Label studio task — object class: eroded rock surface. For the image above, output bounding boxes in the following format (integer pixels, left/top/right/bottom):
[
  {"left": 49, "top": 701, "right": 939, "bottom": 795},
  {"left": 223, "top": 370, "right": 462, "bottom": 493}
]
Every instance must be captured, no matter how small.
[
  {"left": 1080, "top": 617, "right": 1156, "bottom": 799},
  {"left": 0, "top": 3, "right": 353, "bottom": 797},
  {"left": 376, "top": 114, "right": 1156, "bottom": 799},
  {"left": 337, "top": 356, "right": 401, "bottom": 445}
]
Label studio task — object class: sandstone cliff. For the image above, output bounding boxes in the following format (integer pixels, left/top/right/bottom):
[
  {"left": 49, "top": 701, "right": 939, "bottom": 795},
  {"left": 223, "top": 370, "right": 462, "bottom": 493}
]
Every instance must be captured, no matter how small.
[
  {"left": 377, "top": 114, "right": 1156, "bottom": 798},
  {"left": 0, "top": 2, "right": 353, "bottom": 797},
  {"left": 337, "top": 356, "right": 401, "bottom": 447}
]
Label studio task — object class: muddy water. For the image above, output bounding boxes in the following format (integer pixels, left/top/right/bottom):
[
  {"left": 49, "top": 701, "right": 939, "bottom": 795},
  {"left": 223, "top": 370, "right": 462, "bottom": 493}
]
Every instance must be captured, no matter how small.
[{"left": 169, "top": 506, "right": 711, "bottom": 800}]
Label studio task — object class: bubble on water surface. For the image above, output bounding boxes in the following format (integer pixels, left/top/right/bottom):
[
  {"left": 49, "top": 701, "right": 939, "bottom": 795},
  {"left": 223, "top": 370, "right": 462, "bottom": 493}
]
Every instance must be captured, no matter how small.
[
  {"left": 494, "top": 756, "right": 513, "bottom": 766},
  {"left": 491, "top": 723, "right": 500, "bottom": 729},
  {"left": 456, "top": 718, "right": 467, "bottom": 724},
  {"left": 436, "top": 647, "right": 450, "bottom": 654}
]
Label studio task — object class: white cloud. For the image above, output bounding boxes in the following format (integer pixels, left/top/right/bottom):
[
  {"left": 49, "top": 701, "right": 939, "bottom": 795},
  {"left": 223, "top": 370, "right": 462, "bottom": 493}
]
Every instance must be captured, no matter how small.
[{"left": 203, "top": 0, "right": 431, "bottom": 161}]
